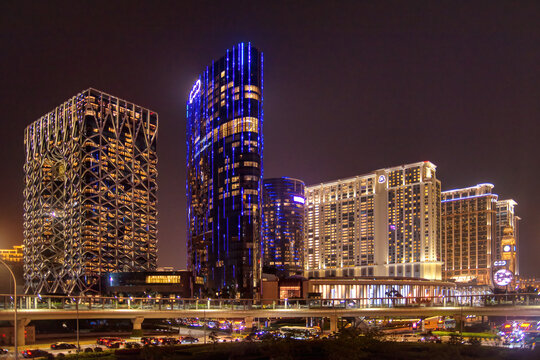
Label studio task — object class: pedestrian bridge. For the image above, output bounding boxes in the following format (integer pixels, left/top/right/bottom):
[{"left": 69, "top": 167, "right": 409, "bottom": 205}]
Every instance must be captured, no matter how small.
[
  {"left": 1, "top": 293, "right": 539, "bottom": 321},
  {"left": 1, "top": 293, "right": 539, "bottom": 345}
]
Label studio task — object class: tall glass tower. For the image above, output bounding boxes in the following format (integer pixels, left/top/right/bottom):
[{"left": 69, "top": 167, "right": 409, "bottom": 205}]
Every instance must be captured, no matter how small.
[
  {"left": 262, "top": 178, "right": 305, "bottom": 278},
  {"left": 23, "top": 88, "right": 158, "bottom": 295},
  {"left": 187, "top": 43, "right": 263, "bottom": 298}
]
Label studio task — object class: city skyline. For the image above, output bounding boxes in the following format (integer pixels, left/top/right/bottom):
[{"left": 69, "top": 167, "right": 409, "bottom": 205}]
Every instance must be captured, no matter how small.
[{"left": 0, "top": 1, "right": 539, "bottom": 277}]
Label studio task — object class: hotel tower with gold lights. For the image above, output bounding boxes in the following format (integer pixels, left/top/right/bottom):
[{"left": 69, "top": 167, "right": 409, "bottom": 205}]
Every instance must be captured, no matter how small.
[
  {"left": 23, "top": 89, "right": 158, "bottom": 295},
  {"left": 441, "top": 184, "right": 498, "bottom": 285},
  {"left": 305, "top": 161, "right": 442, "bottom": 280},
  {"left": 187, "top": 43, "right": 263, "bottom": 298}
]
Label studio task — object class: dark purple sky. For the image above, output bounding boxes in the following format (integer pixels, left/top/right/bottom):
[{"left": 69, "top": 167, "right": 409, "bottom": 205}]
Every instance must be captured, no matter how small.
[{"left": 1, "top": 1, "right": 539, "bottom": 276}]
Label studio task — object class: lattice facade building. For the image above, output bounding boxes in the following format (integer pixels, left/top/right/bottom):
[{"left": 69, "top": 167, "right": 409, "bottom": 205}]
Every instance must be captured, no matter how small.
[{"left": 23, "top": 88, "right": 158, "bottom": 295}]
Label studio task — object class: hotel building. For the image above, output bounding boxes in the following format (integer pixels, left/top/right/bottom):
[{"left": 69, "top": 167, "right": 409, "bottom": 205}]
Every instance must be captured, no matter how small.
[
  {"left": 186, "top": 43, "right": 263, "bottom": 298},
  {"left": 262, "top": 177, "right": 305, "bottom": 277},
  {"left": 24, "top": 89, "right": 158, "bottom": 294},
  {"left": 441, "top": 184, "right": 497, "bottom": 285},
  {"left": 495, "top": 199, "right": 520, "bottom": 274},
  {"left": 305, "top": 161, "right": 442, "bottom": 280}
]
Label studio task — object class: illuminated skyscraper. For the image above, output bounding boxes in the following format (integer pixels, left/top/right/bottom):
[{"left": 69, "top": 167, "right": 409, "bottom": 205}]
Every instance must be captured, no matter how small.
[
  {"left": 441, "top": 184, "right": 497, "bottom": 285},
  {"left": 262, "top": 177, "right": 305, "bottom": 277},
  {"left": 495, "top": 199, "right": 520, "bottom": 274},
  {"left": 186, "top": 43, "right": 263, "bottom": 298},
  {"left": 305, "top": 161, "right": 442, "bottom": 280},
  {"left": 23, "top": 89, "right": 158, "bottom": 295}
]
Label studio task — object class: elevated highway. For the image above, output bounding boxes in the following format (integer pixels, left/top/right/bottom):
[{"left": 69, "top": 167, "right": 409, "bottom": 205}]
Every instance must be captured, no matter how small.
[
  {"left": 1, "top": 304, "right": 539, "bottom": 321},
  {"left": 1, "top": 293, "right": 539, "bottom": 345}
]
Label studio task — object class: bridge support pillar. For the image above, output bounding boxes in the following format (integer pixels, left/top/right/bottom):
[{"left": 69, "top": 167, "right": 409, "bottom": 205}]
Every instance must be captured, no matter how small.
[
  {"left": 244, "top": 316, "right": 254, "bottom": 330},
  {"left": 10, "top": 318, "right": 31, "bottom": 346},
  {"left": 329, "top": 315, "right": 338, "bottom": 333},
  {"left": 131, "top": 316, "right": 144, "bottom": 335}
]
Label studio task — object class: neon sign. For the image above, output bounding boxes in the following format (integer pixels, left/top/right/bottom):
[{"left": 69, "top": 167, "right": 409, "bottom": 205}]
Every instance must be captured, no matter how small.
[
  {"left": 493, "top": 269, "right": 513, "bottom": 286},
  {"left": 189, "top": 79, "right": 201, "bottom": 104},
  {"left": 378, "top": 175, "right": 386, "bottom": 183},
  {"left": 293, "top": 196, "right": 305, "bottom": 204}
]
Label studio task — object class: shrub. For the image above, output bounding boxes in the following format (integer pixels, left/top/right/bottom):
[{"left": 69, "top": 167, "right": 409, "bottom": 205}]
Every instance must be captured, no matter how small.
[{"left": 448, "top": 333, "right": 463, "bottom": 345}]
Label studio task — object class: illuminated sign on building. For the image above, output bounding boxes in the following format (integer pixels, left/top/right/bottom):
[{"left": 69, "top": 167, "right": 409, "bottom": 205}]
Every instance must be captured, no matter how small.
[
  {"left": 293, "top": 196, "right": 305, "bottom": 204},
  {"left": 189, "top": 79, "right": 201, "bottom": 104},
  {"left": 146, "top": 275, "right": 181, "bottom": 284},
  {"left": 378, "top": 175, "right": 386, "bottom": 183},
  {"left": 493, "top": 260, "right": 507, "bottom": 267},
  {"left": 493, "top": 269, "right": 513, "bottom": 287}
]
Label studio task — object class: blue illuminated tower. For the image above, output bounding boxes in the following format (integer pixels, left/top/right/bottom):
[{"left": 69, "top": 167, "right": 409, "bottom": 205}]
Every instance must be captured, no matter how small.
[
  {"left": 186, "top": 43, "right": 263, "bottom": 298},
  {"left": 262, "top": 178, "right": 305, "bottom": 278}
]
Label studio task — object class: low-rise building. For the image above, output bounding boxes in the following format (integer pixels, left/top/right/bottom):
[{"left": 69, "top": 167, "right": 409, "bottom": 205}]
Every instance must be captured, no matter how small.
[{"left": 101, "top": 270, "right": 193, "bottom": 298}]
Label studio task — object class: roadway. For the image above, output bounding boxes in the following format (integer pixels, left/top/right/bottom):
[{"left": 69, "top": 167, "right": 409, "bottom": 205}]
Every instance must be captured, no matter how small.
[{"left": 1, "top": 305, "right": 540, "bottom": 321}]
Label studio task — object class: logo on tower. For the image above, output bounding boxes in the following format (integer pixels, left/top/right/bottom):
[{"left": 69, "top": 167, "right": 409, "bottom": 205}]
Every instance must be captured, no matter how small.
[
  {"left": 189, "top": 79, "right": 201, "bottom": 104},
  {"left": 378, "top": 175, "right": 386, "bottom": 183}
]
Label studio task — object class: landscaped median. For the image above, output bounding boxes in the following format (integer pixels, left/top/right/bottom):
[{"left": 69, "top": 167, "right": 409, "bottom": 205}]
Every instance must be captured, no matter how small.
[
  {"left": 28, "top": 337, "right": 539, "bottom": 360},
  {"left": 432, "top": 331, "right": 500, "bottom": 338}
]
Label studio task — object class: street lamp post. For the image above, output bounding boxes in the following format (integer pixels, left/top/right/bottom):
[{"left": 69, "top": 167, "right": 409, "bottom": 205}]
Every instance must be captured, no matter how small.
[
  {"left": 0, "top": 259, "right": 18, "bottom": 360},
  {"left": 76, "top": 297, "right": 80, "bottom": 358}
]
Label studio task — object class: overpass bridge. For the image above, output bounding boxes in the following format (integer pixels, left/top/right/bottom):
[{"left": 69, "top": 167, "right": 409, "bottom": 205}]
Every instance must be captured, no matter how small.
[{"left": 1, "top": 293, "right": 539, "bottom": 345}]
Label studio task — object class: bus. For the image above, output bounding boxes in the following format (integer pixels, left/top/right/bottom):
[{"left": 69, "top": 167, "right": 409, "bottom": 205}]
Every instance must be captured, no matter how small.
[
  {"left": 278, "top": 326, "right": 320, "bottom": 340},
  {"left": 424, "top": 317, "right": 455, "bottom": 331}
]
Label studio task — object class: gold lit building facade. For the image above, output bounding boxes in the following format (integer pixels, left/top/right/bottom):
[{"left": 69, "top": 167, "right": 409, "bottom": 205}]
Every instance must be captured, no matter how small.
[
  {"left": 495, "top": 199, "right": 520, "bottom": 274},
  {"left": 441, "top": 184, "right": 497, "bottom": 285},
  {"left": 23, "top": 88, "right": 158, "bottom": 295},
  {"left": 305, "top": 161, "right": 442, "bottom": 280}
]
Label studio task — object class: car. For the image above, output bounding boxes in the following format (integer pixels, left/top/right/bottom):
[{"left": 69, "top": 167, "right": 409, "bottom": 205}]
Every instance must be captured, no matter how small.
[
  {"left": 218, "top": 336, "right": 238, "bottom": 343},
  {"left": 141, "top": 337, "right": 159, "bottom": 346},
  {"left": 84, "top": 348, "right": 94, "bottom": 353},
  {"left": 418, "top": 333, "right": 441, "bottom": 343},
  {"left": 50, "top": 342, "right": 77, "bottom": 350},
  {"left": 398, "top": 334, "right": 423, "bottom": 342},
  {"left": 181, "top": 336, "right": 199, "bottom": 344},
  {"left": 94, "top": 347, "right": 103, "bottom": 352},
  {"left": 124, "top": 341, "right": 142, "bottom": 348},
  {"left": 22, "top": 349, "right": 51, "bottom": 358},
  {"left": 97, "top": 337, "right": 123, "bottom": 346},
  {"left": 158, "top": 337, "right": 180, "bottom": 345},
  {"left": 106, "top": 341, "right": 123, "bottom": 349},
  {"left": 0, "top": 349, "right": 8, "bottom": 354}
]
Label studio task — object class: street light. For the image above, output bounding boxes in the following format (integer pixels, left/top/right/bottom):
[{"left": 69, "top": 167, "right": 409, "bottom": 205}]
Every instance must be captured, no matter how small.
[{"left": 0, "top": 259, "right": 17, "bottom": 360}]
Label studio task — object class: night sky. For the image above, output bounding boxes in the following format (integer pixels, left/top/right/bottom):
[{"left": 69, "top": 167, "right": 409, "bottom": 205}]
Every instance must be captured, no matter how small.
[{"left": 1, "top": 1, "right": 539, "bottom": 276}]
